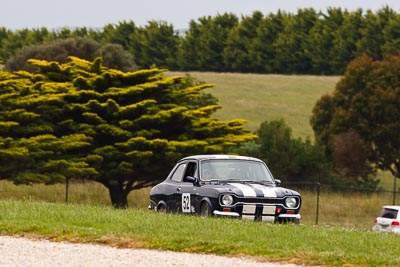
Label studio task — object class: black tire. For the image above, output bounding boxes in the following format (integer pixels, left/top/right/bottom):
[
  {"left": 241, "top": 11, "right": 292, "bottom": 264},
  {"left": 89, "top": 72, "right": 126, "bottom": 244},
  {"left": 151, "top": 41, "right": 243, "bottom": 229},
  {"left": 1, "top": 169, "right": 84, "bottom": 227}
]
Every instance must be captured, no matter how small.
[
  {"left": 200, "top": 202, "right": 212, "bottom": 217},
  {"left": 157, "top": 203, "right": 167, "bottom": 213}
]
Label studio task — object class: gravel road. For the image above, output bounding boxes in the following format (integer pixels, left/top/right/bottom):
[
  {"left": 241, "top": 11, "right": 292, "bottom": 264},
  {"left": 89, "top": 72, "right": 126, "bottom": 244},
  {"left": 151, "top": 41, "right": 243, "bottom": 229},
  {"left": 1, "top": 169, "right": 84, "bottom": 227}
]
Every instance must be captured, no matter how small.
[{"left": 0, "top": 235, "right": 301, "bottom": 267}]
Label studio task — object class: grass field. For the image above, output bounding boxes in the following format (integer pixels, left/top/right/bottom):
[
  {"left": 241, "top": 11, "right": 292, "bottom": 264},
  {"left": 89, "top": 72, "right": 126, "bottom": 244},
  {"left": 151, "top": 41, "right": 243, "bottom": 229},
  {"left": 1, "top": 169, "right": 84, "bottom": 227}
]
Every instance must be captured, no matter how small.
[
  {"left": 1, "top": 200, "right": 399, "bottom": 267},
  {"left": 1, "top": 180, "right": 397, "bottom": 230},
  {"left": 169, "top": 72, "right": 340, "bottom": 138}
]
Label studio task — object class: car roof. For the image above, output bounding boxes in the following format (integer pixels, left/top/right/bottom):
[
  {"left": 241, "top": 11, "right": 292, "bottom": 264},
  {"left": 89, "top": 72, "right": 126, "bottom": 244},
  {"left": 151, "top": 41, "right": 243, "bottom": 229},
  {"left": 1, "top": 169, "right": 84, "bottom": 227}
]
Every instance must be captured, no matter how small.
[
  {"left": 179, "top": 154, "right": 264, "bottom": 162},
  {"left": 382, "top": 205, "right": 400, "bottom": 210}
]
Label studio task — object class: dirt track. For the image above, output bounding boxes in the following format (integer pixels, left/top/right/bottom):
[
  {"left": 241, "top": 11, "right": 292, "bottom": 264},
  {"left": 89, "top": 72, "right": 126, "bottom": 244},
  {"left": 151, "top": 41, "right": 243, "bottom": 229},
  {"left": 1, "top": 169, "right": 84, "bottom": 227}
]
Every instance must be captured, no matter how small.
[{"left": 0, "top": 235, "right": 301, "bottom": 267}]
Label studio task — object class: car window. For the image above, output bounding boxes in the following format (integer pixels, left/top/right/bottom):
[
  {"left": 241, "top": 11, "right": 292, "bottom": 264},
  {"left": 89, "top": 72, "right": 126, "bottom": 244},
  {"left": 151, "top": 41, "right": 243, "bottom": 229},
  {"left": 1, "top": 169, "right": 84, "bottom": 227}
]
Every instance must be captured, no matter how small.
[
  {"left": 379, "top": 208, "right": 399, "bottom": 219},
  {"left": 170, "top": 163, "right": 187, "bottom": 182},
  {"left": 183, "top": 162, "right": 197, "bottom": 182}
]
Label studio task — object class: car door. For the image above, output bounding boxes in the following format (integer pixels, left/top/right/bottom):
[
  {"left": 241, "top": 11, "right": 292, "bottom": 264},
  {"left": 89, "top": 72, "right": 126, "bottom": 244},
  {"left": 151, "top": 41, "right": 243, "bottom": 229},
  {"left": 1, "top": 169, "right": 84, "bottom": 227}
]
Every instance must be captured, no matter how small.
[{"left": 172, "top": 161, "right": 199, "bottom": 213}]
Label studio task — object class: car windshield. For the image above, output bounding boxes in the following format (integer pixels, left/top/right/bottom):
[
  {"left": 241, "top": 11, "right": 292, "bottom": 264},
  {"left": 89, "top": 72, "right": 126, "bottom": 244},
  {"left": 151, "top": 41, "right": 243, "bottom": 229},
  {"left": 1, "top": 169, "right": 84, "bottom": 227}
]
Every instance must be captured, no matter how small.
[{"left": 200, "top": 159, "right": 274, "bottom": 182}]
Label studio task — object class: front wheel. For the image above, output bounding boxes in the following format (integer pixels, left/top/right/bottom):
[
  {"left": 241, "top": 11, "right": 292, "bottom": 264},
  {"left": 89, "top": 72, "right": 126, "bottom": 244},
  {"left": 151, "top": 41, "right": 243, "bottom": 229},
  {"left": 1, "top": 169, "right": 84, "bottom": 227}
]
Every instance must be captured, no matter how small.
[
  {"left": 200, "top": 202, "right": 212, "bottom": 217},
  {"left": 157, "top": 203, "right": 167, "bottom": 213}
]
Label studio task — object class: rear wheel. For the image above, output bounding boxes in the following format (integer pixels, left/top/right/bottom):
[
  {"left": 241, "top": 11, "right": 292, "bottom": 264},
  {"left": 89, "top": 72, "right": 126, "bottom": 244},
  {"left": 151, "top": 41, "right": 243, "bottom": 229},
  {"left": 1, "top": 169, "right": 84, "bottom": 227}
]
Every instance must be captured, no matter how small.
[{"left": 200, "top": 202, "right": 212, "bottom": 217}]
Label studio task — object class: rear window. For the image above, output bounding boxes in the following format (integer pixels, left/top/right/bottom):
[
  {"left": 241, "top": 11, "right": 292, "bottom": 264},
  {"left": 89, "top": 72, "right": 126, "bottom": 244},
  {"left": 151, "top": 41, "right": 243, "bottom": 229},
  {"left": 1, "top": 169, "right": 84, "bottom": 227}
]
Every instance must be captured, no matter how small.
[{"left": 379, "top": 208, "right": 399, "bottom": 219}]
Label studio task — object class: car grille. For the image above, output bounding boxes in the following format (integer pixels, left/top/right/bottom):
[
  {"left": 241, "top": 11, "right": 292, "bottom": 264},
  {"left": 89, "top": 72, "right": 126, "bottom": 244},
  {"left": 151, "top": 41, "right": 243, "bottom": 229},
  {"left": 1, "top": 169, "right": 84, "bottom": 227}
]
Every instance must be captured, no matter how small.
[
  {"left": 235, "top": 197, "right": 283, "bottom": 205},
  {"left": 233, "top": 196, "right": 301, "bottom": 208}
]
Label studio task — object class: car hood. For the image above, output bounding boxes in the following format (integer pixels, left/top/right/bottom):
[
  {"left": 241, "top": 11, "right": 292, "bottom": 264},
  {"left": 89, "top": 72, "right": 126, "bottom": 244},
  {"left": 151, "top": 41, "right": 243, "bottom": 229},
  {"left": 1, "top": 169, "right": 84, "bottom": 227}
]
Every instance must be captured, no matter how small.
[{"left": 202, "top": 182, "right": 299, "bottom": 198}]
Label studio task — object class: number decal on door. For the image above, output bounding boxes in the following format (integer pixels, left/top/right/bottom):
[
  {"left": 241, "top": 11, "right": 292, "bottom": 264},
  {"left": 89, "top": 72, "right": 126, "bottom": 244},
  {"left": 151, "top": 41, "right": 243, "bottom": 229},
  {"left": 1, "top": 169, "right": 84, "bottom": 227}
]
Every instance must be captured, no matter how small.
[{"left": 182, "top": 193, "right": 191, "bottom": 213}]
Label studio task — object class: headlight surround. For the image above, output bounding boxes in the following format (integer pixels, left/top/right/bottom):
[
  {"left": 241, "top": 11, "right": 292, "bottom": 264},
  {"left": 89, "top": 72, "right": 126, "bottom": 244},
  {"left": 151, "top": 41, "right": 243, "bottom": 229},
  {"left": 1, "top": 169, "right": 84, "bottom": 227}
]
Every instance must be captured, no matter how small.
[
  {"left": 285, "top": 197, "right": 297, "bottom": 208},
  {"left": 221, "top": 194, "right": 234, "bottom": 206}
]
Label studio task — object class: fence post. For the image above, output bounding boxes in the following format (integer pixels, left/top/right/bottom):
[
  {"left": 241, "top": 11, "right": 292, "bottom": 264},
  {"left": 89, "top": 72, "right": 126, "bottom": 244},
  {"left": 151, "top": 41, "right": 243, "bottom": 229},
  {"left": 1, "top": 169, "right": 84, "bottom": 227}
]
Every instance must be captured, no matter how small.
[
  {"left": 393, "top": 176, "right": 397, "bottom": 205},
  {"left": 315, "top": 182, "right": 321, "bottom": 225},
  {"left": 65, "top": 177, "right": 69, "bottom": 204}
]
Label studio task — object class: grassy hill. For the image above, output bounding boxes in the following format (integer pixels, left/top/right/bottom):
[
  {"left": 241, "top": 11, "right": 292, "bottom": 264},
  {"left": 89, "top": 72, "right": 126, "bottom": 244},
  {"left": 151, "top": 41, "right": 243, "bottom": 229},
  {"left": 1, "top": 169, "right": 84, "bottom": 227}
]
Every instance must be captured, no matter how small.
[
  {"left": 169, "top": 72, "right": 340, "bottom": 139},
  {"left": 169, "top": 72, "right": 394, "bottom": 189}
]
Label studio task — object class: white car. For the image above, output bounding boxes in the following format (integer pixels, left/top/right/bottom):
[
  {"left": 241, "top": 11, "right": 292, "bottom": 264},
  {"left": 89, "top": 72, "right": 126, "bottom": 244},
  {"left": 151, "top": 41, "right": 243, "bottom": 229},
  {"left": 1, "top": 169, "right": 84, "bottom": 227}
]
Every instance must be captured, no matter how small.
[{"left": 372, "top": 205, "right": 400, "bottom": 234}]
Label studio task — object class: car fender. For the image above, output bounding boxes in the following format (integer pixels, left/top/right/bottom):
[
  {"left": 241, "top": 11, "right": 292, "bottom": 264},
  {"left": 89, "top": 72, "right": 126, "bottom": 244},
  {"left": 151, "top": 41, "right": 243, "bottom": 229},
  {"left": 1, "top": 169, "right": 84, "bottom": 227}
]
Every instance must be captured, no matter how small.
[{"left": 199, "top": 197, "right": 213, "bottom": 213}]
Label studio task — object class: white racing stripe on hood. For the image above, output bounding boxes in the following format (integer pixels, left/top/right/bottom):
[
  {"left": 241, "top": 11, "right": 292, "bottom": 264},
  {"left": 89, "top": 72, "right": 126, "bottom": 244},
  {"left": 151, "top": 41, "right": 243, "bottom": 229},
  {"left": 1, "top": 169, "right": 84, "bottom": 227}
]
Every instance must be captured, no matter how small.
[
  {"left": 249, "top": 184, "right": 277, "bottom": 198},
  {"left": 228, "top": 183, "right": 256, "bottom": 197}
]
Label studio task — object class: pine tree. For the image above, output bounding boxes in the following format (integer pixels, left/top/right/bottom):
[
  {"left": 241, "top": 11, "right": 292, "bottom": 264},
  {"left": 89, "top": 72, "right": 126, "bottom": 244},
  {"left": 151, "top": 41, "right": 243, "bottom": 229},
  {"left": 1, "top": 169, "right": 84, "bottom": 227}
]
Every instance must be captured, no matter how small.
[{"left": 0, "top": 57, "right": 256, "bottom": 208}]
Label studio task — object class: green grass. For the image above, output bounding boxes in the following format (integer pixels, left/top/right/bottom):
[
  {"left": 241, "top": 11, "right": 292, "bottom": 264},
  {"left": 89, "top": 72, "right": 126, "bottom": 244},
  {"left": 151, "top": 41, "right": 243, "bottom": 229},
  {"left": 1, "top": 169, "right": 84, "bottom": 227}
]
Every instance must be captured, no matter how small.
[
  {"left": 0, "top": 200, "right": 399, "bottom": 267},
  {"left": 1, "top": 180, "right": 396, "bottom": 229},
  {"left": 169, "top": 72, "right": 340, "bottom": 138}
]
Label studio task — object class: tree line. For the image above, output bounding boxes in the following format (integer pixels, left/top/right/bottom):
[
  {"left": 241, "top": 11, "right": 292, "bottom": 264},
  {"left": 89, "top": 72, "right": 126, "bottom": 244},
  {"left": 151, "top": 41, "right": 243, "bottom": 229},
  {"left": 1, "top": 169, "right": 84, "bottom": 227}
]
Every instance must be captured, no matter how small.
[{"left": 2, "top": 7, "right": 400, "bottom": 74}]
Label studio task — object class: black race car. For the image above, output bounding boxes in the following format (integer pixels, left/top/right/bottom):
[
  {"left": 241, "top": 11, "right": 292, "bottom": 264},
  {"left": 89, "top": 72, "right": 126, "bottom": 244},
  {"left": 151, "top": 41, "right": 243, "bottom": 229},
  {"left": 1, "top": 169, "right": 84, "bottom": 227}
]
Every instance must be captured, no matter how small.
[{"left": 148, "top": 155, "right": 301, "bottom": 223}]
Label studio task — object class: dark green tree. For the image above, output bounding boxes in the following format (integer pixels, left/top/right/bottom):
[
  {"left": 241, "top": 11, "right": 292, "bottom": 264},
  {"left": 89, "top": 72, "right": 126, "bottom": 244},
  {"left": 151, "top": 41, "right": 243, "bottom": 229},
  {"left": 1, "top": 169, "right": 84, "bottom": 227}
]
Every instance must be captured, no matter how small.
[
  {"left": 132, "top": 20, "right": 180, "bottom": 69},
  {"left": 235, "top": 120, "right": 330, "bottom": 183},
  {"left": 381, "top": 12, "right": 400, "bottom": 55},
  {"left": 252, "top": 11, "right": 285, "bottom": 73},
  {"left": 0, "top": 57, "right": 256, "bottom": 208},
  {"left": 273, "top": 8, "right": 318, "bottom": 73},
  {"left": 356, "top": 7, "right": 396, "bottom": 59},
  {"left": 101, "top": 21, "right": 137, "bottom": 50},
  {"left": 178, "top": 13, "right": 238, "bottom": 71},
  {"left": 307, "top": 8, "right": 344, "bottom": 74},
  {"left": 5, "top": 37, "right": 135, "bottom": 72},
  {"left": 311, "top": 54, "right": 400, "bottom": 184},
  {"left": 330, "top": 9, "right": 363, "bottom": 74},
  {"left": 256, "top": 120, "right": 329, "bottom": 183},
  {"left": 0, "top": 27, "right": 54, "bottom": 63},
  {"left": 223, "top": 11, "right": 264, "bottom": 72}
]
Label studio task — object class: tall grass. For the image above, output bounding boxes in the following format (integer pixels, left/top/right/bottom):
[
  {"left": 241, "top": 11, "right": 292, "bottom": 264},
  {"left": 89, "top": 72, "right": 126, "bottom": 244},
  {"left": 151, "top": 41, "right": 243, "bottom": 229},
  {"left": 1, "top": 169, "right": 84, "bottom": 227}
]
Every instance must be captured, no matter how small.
[
  {"left": 0, "top": 180, "right": 149, "bottom": 208},
  {"left": 1, "top": 200, "right": 399, "bottom": 267},
  {"left": 299, "top": 189, "right": 394, "bottom": 228},
  {"left": 0, "top": 180, "right": 393, "bottom": 230}
]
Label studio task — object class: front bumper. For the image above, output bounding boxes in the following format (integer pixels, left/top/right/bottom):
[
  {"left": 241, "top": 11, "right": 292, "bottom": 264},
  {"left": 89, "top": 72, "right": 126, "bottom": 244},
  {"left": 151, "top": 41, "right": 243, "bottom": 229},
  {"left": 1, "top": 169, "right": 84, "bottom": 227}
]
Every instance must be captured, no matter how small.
[
  {"left": 213, "top": 210, "right": 301, "bottom": 222},
  {"left": 213, "top": 210, "right": 240, "bottom": 217}
]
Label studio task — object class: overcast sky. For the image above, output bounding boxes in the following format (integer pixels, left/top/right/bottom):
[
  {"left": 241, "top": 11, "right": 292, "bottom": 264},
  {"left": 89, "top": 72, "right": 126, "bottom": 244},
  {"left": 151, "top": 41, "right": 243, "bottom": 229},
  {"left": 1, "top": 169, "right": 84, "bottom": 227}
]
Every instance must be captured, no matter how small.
[{"left": 2, "top": 0, "right": 400, "bottom": 30}]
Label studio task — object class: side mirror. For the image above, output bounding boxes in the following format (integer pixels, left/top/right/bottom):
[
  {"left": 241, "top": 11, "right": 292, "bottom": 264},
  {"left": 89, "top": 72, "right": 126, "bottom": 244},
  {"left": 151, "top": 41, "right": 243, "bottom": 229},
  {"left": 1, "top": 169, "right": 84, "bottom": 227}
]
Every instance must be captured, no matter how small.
[
  {"left": 274, "top": 179, "right": 281, "bottom": 186},
  {"left": 185, "top": 176, "right": 197, "bottom": 184}
]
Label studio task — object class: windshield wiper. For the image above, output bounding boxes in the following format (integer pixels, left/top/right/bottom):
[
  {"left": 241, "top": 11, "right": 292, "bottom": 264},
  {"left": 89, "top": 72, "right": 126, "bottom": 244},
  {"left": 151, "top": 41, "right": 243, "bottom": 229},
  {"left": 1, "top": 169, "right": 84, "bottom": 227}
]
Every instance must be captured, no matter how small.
[
  {"left": 240, "top": 180, "right": 274, "bottom": 185},
  {"left": 221, "top": 178, "right": 247, "bottom": 183}
]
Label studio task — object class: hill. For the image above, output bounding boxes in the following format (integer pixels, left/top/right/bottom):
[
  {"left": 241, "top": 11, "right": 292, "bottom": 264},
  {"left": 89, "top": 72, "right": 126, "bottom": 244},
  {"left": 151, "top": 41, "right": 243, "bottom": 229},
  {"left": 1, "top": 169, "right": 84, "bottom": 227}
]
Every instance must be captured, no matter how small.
[
  {"left": 169, "top": 72, "right": 398, "bottom": 189},
  {"left": 169, "top": 72, "right": 340, "bottom": 139}
]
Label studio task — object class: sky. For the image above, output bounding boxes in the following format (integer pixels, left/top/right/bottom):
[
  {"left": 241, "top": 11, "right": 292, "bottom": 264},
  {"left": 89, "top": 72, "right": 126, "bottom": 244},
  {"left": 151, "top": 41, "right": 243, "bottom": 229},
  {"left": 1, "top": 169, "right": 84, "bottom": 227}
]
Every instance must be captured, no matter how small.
[{"left": 2, "top": 0, "right": 400, "bottom": 30}]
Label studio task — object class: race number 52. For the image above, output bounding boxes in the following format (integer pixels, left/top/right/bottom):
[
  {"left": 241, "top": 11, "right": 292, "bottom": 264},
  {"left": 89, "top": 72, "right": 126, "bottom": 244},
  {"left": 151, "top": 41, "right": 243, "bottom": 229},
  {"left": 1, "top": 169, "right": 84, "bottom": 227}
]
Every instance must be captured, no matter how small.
[{"left": 182, "top": 193, "right": 191, "bottom": 213}]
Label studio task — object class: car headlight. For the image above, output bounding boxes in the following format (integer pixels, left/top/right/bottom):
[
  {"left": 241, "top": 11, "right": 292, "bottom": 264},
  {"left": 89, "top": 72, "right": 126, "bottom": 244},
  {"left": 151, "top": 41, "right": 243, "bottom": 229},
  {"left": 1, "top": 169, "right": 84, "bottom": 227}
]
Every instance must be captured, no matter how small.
[
  {"left": 221, "top": 194, "right": 234, "bottom": 206},
  {"left": 285, "top": 197, "right": 297, "bottom": 208}
]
